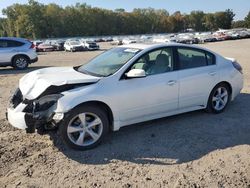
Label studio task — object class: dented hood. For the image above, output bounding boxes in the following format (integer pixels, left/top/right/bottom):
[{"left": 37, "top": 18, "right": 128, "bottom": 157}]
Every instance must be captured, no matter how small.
[{"left": 19, "top": 67, "right": 101, "bottom": 100}]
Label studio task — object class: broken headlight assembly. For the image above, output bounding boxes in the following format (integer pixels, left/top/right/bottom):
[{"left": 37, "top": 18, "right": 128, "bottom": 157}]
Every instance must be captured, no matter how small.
[{"left": 33, "top": 94, "right": 63, "bottom": 112}]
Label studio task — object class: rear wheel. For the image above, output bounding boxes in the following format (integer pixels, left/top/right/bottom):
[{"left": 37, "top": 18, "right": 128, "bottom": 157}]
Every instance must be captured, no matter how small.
[
  {"left": 59, "top": 105, "right": 109, "bottom": 150},
  {"left": 206, "top": 83, "right": 230, "bottom": 113},
  {"left": 12, "top": 55, "right": 29, "bottom": 70}
]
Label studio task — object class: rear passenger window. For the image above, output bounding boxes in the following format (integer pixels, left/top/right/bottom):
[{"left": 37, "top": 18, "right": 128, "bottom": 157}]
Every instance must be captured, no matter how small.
[
  {"left": 7, "top": 40, "right": 24, "bottom": 47},
  {"left": 177, "top": 48, "right": 207, "bottom": 69},
  {"left": 0, "top": 39, "right": 24, "bottom": 48}
]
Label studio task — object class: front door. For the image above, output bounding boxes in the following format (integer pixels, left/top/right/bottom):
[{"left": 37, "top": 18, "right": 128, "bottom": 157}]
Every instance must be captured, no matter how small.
[{"left": 115, "top": 47, "right": 179, "bottom": 124}]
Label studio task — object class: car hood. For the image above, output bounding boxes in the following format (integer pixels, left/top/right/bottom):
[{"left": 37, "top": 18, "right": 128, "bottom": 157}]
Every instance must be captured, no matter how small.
[{"left": 19, "top": 67, "right": 101, "bottom": 100}]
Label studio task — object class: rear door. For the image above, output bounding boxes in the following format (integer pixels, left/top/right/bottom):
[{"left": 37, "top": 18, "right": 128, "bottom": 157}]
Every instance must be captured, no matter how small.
[
  {"left": 177, "top": 47, "right": 218, "bottom": 109},
  {"left": 0, "top": 39, "right": 25, "bottom": 63}
]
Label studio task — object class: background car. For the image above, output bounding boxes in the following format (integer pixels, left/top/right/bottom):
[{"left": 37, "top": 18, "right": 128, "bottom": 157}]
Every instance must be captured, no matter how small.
[
  {"left": 0, "top": 37, "right": 38, "bottom": 69},
  {"left": 64, "top": 40, "right": 84, "bottom": 52},
  {"left": 32, "top": 40, "right": 43, "bottom": 52},
  {"left": 7, "top": 43, "right": 243, "bottom": 150},
  {"left": 176, "top": 33, "right": 199, "bottom": 44},
  {"left": 80, "top": 40, "right": 99, "bottom": 51},
  {"left": 50, "top": 39, "right": 65, "bottom": 51},
  {"left": 122, "top": 38, "right": 137, "bottom": 44},
  {"left": 110, "top": 38, "right": 123, "bottom": 45},
  {"left": 37, "top": 42, "right": 55, "bottom": 52}
]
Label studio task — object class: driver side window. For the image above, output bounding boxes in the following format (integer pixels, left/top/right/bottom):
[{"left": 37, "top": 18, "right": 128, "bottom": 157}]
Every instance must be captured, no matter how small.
[{"left": 131, "top": 48, "right": 174, "bottom": 76}]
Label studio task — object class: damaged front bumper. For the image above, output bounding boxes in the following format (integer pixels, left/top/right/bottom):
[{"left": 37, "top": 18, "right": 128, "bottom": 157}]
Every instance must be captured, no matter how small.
[
  {"left": 7, "top": 105, "right": 36, "bottom": 133},
  {"left": 7, "top": 104, "right": 28, "bottom": 130},
  {"left": 6, "top": 88, "right": 64, "bottom": 133}
]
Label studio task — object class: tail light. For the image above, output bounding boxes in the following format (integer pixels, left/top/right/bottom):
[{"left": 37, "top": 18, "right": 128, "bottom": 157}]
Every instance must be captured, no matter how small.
[
  {"left": 232, "top": 61, "right": 243, "bottom": 74},
  {"left": 30, "top": 43, "right": 35, "bottom": 49}
]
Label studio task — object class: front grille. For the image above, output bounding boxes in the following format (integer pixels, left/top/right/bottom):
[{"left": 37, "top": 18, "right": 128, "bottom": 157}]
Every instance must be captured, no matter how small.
[{"left": 10, "top": 88, "right": 23, "bottom": 108}]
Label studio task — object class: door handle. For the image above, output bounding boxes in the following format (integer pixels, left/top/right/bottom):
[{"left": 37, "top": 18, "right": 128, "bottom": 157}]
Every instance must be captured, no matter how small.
[
  {"left": 167, "top": 80, "right": 177, "bottom": 86},
  {"left": 209, "top": 71, "right": 216, "bottom": 76}
]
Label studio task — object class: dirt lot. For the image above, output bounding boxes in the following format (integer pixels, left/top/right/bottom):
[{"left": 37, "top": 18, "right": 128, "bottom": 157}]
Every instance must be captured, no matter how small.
[{"left": 0, "top": 40, "right": 250, "bottom": 188}]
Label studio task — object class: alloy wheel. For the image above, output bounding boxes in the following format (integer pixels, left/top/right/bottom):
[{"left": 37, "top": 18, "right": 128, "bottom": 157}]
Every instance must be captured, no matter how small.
[
  {"left": 15, "top": 57, "right": 28, "bottom": 69},
  {"left": 212, "top": 87, "right": 228, "bottom": 111},
  {"left": 67, "top": 112, "right": 103, "bottom": 146}
]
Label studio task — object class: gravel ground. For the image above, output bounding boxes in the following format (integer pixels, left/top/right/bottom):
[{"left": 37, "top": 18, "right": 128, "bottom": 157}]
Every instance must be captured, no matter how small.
[{"left": 0, "top": 40, "right": 250, "bottom": 188}]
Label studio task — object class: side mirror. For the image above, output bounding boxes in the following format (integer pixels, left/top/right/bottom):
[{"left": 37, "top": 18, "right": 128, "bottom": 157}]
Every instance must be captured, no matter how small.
[{"left": 126, "top": 69, "right": 146, "bottom": 78}]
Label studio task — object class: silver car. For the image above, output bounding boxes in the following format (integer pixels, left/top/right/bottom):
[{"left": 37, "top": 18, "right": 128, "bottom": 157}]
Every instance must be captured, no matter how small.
[{"left": 0, "top": 37, "right": 38, "bottom": 69}]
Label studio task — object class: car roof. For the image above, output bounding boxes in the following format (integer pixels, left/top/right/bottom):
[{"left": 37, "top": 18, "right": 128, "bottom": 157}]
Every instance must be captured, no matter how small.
[
  {"left": 120, "top": 42, "right": 215, "bottom": 54},
  {"left": 0, "top": 37, "right": 30, "bottom": 43}
]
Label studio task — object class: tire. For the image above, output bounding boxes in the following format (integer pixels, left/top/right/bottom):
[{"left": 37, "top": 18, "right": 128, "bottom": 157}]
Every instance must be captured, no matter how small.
[
  {"left": 12, "top": 55, "right": 29, "bottom": 70},
  {"left": 59, "top": 105, "right": 109, "bottom": 150},
  {"left": 206, "top": 83, "right": 231, "bottom": 114}
]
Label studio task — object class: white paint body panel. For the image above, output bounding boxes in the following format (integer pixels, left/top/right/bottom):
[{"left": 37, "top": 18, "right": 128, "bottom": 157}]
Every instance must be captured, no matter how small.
[
  {"left": 8, "top": 43, "right": 243, "bottom": 131},
  {"left": 7, "top": 103, "right": 27, "bottom": 129},
  {"left": 19, "top": 67, "right": 100, "bottom": 100},
  {"left": 178, "top": 64, "right": 219, "bottom": 109}
]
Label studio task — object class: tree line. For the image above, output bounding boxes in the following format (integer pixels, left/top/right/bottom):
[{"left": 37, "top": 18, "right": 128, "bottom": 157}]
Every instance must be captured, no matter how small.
[{"left": 0, "top": 0, "right": 249, "bottom": 39}]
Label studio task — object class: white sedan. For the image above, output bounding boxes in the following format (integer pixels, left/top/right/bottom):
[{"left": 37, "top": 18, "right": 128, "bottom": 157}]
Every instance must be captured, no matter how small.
[{"left": 7, "top": 43, "right": 243, "bottom": 150}]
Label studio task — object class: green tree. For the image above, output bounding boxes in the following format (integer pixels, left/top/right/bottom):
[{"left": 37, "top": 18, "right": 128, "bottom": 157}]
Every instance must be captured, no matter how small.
[
  {"left": 214, "top": 9, "right": 235, "bottom": 29},
  {"left": 232, "top": 20, "right": 246, "bottom": 28},
  {"left": 204, "top": 13, "right": 216, "bottom": 31},
  {"left": 244, "top": 11, "right": 250, "bottom": 28},
  {"left": 188, "top": 11, "right": 205, "bottom": 31},
  {"left": 168, "top": 11, "right": 185, "bottom": 32},
  {"left": 0, "top": 1, "right": 242, "bottom": 39}
]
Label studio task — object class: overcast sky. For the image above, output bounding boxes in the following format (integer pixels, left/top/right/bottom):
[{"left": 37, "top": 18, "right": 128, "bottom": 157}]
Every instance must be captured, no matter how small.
[{"left": 0, "top": 0, "right": 249, "bottom": 20}]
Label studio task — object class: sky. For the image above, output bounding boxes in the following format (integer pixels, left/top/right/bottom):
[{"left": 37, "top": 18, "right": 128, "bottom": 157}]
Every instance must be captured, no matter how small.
[{"left": 0, "top": 0, "right": 249, "bottom": 20}]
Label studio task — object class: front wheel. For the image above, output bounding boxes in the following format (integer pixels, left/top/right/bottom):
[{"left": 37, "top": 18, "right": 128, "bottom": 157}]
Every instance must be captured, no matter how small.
[
  {"left": 59, "top": 105, "right": 109, "bottom": 150},
  {"left": 206, "top": 83, "right": 230, "bottom": 113}
]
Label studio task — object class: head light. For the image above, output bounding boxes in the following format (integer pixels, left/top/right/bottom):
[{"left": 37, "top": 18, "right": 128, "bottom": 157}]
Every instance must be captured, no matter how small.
[
  {"left": 33, "top": 94, "right": 63, "bottom": 112},
  {"left": 53, "top": 112, "right": 64, "bottom": 121}
]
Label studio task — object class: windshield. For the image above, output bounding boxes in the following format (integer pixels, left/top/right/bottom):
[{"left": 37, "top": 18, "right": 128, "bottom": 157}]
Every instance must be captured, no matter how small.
[
  {"left": 78, "top": 47, "right": 140, "bottom": 77},
  {"left": 70, "top": 41, "right": 80, "bottom": 45}
]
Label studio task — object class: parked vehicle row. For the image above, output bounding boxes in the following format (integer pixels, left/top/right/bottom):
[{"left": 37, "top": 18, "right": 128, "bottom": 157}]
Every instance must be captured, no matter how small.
[
  {"left": 30, "top": 28, "right": 250, "bottom": 51},
  {"left": 33, "top": 39, "right": 100, "bottom": 52},
  {"left": 151, "top": 28, "right": 250, "bottom": 45}
]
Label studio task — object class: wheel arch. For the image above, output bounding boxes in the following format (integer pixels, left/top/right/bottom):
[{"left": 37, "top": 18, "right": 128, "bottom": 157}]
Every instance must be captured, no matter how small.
[
  {"left": 72, "top": 100, "right": 114, "bottom": 131},
  {"left": 205, "top": 81, "right": 233, "bottom": 113},
  {"left": 211, "top": 81, "right": 233, "bottom": 100},
  {"left": 11, "top": 54, "right": 30, "bottom": 65},
  {"left": 217, "top": 81, "right": 232, "bottom": 95}
]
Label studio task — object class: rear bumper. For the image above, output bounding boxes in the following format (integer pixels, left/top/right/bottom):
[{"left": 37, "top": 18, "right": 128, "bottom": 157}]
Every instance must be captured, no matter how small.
[
  {"left": 30, "top": 57, "right": 38, "bottom": 63},
  {"left": 231, "top": 73, "right": 243, "bottom": 101}
]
